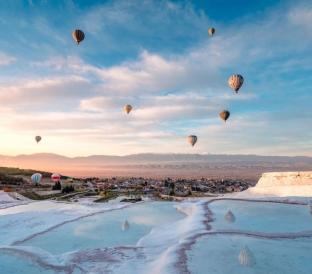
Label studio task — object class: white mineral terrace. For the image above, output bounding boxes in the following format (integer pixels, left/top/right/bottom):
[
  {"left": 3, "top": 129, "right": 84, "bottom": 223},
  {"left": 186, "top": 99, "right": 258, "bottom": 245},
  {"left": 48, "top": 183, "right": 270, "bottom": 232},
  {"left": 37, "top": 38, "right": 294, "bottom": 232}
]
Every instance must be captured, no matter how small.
[
  {"left": 231, "top": 172, "right": 312, "bottom": 198},
  {"left": 258, "top": 172, "right": 312, "bottom": 186}
]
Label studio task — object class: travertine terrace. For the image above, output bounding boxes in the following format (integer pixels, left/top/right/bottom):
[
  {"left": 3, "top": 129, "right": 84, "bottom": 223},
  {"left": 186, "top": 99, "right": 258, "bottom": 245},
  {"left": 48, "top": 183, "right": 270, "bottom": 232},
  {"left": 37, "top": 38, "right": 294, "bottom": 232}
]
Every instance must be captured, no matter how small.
[
  {"left": 233, "top": 172, "right": 312, "bottom": 197},
  {"left": 258, "top": 172, "right": 312, "bottom": 186}
]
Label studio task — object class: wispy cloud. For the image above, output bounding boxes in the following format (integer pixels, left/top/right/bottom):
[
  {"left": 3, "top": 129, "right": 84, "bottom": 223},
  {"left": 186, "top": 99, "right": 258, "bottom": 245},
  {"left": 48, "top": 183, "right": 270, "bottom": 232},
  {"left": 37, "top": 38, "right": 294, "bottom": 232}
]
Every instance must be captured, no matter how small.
[
  {"left": 0, "top": 51, "right": 16, "bottom": 66},
  {"left": 0, "top": 0, "right": 311, "bottom": 156}
]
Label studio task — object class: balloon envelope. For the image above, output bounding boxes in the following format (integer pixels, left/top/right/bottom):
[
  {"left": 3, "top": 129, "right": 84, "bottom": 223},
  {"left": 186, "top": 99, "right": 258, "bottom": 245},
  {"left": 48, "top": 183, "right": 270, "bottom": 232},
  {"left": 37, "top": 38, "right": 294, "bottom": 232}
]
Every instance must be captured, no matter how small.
[
  {"left": 72, "top": 29, "right": 85, "bottom": 44},
  {"left": 31, "top": 173, "right": 42, "bottom": 184},
  {"left": 35, "top": 136, "right": 41, "bottom": 143},
  {"left": 51, "top": 173, "right": 61, "bottom": 182},
  {"left": 228, "top": 74, "right": 244, "bottom": 93},
  {"left": 67, "top": 177, "right": 73, "bottom": 183},
  {"left": 188, "top": 135, "right": 197, "bottom": 147},
  {"left": 220, "top": 110, "right": 230, "bottom": 122},
  {"left": 124, "top": 104, "right": 132, "bottom": 114},
  {"left": 208, "top": 28, "right": 215, "bottom": 35}
]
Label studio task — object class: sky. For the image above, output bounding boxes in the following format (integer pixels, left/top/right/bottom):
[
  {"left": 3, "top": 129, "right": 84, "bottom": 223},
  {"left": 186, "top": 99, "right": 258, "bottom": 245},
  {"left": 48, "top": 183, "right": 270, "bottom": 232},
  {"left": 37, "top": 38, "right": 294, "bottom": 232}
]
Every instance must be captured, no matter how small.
[{"left": 0, "top": 0, "right": 312, "bottom": 157}]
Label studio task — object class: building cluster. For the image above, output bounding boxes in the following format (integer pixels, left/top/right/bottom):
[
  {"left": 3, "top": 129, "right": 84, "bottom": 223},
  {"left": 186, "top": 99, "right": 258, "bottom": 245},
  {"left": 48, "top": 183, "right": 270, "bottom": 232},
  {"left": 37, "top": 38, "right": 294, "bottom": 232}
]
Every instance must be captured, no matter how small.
[{"left": 88, "top": 177, "right": 256, "bottom": 195}]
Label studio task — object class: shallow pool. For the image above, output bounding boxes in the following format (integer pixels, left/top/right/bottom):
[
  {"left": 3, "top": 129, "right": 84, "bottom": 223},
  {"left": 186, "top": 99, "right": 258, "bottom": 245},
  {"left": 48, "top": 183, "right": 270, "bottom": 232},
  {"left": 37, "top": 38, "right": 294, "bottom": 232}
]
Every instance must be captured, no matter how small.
[
  {"left": 0, "top": 251, "right": 55, "bottom": 274},
  {"left": 186, "top": 234, "right": 312, "bottom": 274},
  {"left": 209, "top": 200, "right": 312, "bottom": 233},
  {"left": 19, "top": 201, "right": 185, "bottom": 255}
]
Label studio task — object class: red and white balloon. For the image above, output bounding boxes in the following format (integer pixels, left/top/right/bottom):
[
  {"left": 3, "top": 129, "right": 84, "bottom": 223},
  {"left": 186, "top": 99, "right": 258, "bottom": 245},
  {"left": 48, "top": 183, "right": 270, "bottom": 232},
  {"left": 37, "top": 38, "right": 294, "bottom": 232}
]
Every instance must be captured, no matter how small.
[{"left": 51, "top": 173, "right": 61, "bottom": 182}]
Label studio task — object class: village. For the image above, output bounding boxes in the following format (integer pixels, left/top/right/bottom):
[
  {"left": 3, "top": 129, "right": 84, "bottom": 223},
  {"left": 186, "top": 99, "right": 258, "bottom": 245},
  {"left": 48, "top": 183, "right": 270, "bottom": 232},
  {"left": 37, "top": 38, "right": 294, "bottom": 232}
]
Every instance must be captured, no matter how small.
[
  {"left": 88, "top": 176, "right": 257, "bottom": 197},
  {"left": 0, "top": 166, "right": 257, "bottom": 201}
]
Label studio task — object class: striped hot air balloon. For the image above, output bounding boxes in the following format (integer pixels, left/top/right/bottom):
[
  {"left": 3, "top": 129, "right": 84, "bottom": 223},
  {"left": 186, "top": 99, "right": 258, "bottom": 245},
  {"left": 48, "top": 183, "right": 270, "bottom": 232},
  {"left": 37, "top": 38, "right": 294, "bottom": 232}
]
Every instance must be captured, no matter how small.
[
  {"left": 188, "top": 135, "right": 197, "bottom": 147},
  {"left": 31, "top": 173, "right": 42, "bottom": 185},
  {"left": 228, "top": 74, "right": 244, "bottom": 93},
  {"left": 51, "top": 173, "right": 61, "bottom": 182},
  {"left": 220, "top": 110, "right": 230, "bottom": 123},
  {"left": 72, "top": 29, "right": 85, "bottom": 44},
  {"left": 67, "top": 177, "right": 73, "bottom": 183}
]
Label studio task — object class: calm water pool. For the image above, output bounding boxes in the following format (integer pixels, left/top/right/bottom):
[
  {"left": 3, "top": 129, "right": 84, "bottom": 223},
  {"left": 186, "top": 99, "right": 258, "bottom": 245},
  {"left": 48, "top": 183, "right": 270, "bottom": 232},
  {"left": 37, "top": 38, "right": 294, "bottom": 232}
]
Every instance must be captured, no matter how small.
[
  {"left": 186, "top": 234, "right": 312, "bottom": 274},
  {"left": 0, "top": 252, "right": 55, "bottom": 274},
  {"left": 19, "top": 201, "right": 185, "bottom": 255},
  {"left": 209, "top": 200, "right": 312, "bottom": 232}
]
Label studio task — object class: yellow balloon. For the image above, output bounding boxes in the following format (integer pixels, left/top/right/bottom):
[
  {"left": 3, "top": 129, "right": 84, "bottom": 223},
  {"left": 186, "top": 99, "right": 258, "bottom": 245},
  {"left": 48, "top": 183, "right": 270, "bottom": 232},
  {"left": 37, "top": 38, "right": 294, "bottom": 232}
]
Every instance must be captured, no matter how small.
[
  {"left": 208, "top": 28, "right": 215, "bottom": 35},
  {"left": 124, "top": 104, "right": 132, "bottom": 114},
  {"left": 220, "top": 110, "right": 230, "bottom": 123}
]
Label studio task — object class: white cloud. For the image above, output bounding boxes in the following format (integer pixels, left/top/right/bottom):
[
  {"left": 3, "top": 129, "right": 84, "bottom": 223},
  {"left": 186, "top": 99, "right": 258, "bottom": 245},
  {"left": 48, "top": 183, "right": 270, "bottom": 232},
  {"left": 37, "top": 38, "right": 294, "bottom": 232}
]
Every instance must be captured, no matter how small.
[
  {"left": 1, "top": 0, "right": 312, "bottom": 156},
  {"left": 0, "top": 76, "right": 91, "bottom": 108},
  {"left": 288, "top": 6, "right": 312, "bottom": 29},
  {"left": 0, "top": 52, "right": 16, "bottom": 66}
]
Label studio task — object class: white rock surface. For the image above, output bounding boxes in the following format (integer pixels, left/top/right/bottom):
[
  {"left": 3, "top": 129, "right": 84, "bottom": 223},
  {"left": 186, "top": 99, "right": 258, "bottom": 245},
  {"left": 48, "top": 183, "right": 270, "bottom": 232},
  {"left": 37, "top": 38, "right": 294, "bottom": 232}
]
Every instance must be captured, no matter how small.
[
  {"left": 257, "top": 172, "right": 312, "bottom": 187},
  {"left": 0, "top": 190, "right": 29, "bottom": 203},
  {"left": 229, "top": 172, "right": 312, "bottom": 198}
]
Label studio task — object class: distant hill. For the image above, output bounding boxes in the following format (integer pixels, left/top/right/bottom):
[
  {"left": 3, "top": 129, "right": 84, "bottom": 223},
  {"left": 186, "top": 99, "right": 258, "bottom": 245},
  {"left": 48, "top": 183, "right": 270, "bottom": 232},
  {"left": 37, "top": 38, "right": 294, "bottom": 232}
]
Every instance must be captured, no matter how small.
[
  {"left": 1, "top": 152, "right": 312, "bottom": 165},
  {"left": 0, "top": 166, "right": 53, "bottom": 178},
  {"left": 1, "top": 153, "right": 312, "bottom": 179}
]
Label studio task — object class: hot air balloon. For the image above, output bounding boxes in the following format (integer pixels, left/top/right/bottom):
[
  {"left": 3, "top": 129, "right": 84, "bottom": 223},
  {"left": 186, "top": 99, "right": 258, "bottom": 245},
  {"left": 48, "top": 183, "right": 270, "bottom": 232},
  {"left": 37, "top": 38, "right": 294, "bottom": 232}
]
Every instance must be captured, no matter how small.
[
  {"left": 238, "top": 246, "right": 256, "bottom": 267},
  {"left": 51, "top": 173, "right": 61, "bottom": 182},
  {"left": 31, "top": 173, "right": 42, "bottom": 186},
  {"left": 72, "top": 29, "right": 85, "bottom": 44},
  {"left": 208, "top": 28, "right": 215, "bottom": 35},
  {"left": 220, "top": 110, "right": 230, "bottom": 123},
  {"left": 224, "top": 209, "right": 236, "bottom": 223},
  {"left": 188, "top": 135, "right": 197, "bottom": 147},
  {"left": 35, "top": 136, "right": 41, "bottom": 144},
  {"left": 124, "top": 104, "right": 132, "bottom": 114},
  {"left": 67, "top": 177, "right": 73, "bottom": 183},
  {"left": 122, "top": 220, "right": 130, "bottom": 231},
  {"left": 228, "top": 74, "right": 244, "bottom": 93}
]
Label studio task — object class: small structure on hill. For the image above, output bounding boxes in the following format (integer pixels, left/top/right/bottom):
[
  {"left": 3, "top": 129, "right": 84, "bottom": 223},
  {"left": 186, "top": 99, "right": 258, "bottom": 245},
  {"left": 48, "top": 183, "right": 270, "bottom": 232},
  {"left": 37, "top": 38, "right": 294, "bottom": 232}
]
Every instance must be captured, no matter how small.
[
  {"left": 224, "top": 209, "right": 236, "bottom": 223},
  {"left": 122, "top": 220, "right": 130, "bottom": 231},
  {"left": 238, "top": 245, "right": 256, "bottom": 267}
]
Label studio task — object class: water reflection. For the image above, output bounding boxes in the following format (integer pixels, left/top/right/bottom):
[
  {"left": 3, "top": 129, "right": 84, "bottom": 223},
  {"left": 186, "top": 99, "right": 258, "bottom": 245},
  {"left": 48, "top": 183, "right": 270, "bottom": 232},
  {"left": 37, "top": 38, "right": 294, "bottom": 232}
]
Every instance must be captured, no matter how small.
[
  {"left": 122, "top": 220, "right": 130, "bottom": 231},
  {"left": 238, "top": 245, "right": 256, "bottom": 267},
  {"left": 224, "top": 209, "right": 236, "bottom": 223}
]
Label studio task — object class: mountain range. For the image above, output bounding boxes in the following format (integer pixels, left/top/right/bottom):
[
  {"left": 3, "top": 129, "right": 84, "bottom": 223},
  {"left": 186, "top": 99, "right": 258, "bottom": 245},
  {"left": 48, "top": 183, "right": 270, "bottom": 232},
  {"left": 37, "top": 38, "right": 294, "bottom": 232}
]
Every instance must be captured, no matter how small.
[
  {"left": 1, "top": 153, "right": 312, "bottom": 179},
  {"left": 1, "top": 152, "right": 312, "bottom": 165}
]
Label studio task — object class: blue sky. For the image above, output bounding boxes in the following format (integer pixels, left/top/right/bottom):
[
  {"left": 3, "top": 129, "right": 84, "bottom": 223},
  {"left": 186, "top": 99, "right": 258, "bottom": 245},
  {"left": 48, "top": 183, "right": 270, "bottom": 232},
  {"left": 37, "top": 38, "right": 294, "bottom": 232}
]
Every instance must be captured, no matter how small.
[{"left": 0, "top": 0, "right": 312, "bottom": 157}]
